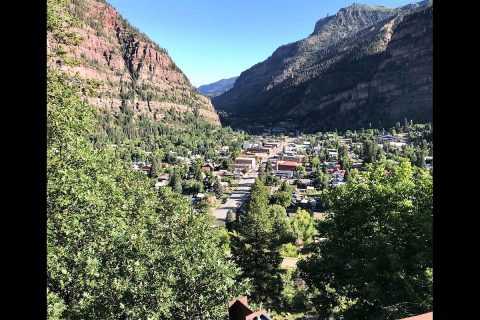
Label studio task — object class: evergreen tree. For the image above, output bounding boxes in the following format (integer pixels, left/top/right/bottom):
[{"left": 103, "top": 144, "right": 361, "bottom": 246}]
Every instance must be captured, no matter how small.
[
  {"left": 230, "top": 179, "right": 284, "bottom": 307},
  {"left": 169, "top": 171, "right": 183, "bottom": 194},
  {"left": 213, "top": 179, "right": 224, "bottom": 199},
  {"left": 258, "top": 163, "right": 266, "bottom": 183}
]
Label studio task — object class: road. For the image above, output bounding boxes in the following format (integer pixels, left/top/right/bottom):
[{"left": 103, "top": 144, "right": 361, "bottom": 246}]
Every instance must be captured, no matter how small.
[
  {"left": 212, "top": 137, "right": 292, "bottom": 221},
  {"left": 212, "top": 171, "right": 258, "bottom": 221}
]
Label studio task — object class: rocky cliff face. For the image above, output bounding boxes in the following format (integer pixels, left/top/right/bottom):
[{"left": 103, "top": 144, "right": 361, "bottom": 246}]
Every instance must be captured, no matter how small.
[
  {"left": 47, "top": 0, "right": 220, "bottom": 124},
  {"left": 214, "top": 1, "right": 432, "bottom": 131}
]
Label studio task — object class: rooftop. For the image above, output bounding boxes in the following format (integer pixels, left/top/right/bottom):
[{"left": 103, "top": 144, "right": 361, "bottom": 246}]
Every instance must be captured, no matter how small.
[{"left": 398, "top": 312, "right": 433, "bottom": 320}]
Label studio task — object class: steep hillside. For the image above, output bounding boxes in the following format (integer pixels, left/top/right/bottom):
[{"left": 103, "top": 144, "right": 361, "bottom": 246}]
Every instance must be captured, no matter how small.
[
  {"left": 198, "top": 76, "right": 238, "bottom": 97},
  {"left": 213, "top": 1, "right": 432, "bottom": 132},
  {"left": 47, "top": 0, "right": 220, "bottom": 124}
]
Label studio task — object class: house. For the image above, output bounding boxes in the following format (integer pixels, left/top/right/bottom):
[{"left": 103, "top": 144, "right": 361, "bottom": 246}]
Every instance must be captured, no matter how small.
[
  {"left": 325, "top": 161, "right": 336, "bottom": 169},
  {"left": 398, "top": 312, "right": 432, "bottom": 320},
  {"left": 160, "top": 162, "right": 170, "bottom": 168},
  {"left": 228, "top": 296, "right": 271, "bottom": 320},
  {"left": 202, "top": 163, "right": 215, "bottom": 172},
  {"left": 243, "top": 143, "right": 252, "bottom": 149},
  {"left": 274, "top": 170, "right": 294, "bottom": 179},
  {"left": 331, "top": 170, "right": 345, "bottom": 179},
  {"left": 154, "top": 180, "right": 169, "bottom": 189},
  {"left": 328, "top": 151, "right": 338, "bottom": 161},
  {"left": 296, "top": 179, "right": 312, "bottom": 188},
  {"left": 276, "top": 160, "right": 299, "bottom": 171},
  {"left": 157, "top": 173, "right": 170, "bottom": 181}
]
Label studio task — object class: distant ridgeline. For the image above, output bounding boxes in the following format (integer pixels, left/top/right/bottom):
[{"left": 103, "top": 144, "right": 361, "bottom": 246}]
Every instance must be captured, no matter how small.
[
  {"left": 213, "top": 1, "right": 433, "bottom": 132},
  {"left": 198, "top": 76, "right": 238, "bottom": 97}
]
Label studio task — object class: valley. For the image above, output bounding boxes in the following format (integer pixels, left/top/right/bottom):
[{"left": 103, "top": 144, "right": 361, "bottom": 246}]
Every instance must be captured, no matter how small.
[{"left": 46, "top": 0, "right": 433, "bottom": 319}]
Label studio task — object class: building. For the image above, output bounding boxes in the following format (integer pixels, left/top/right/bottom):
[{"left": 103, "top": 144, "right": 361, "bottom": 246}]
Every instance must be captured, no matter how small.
[
  {"left": 296, "top": 179, "right": 312, "bottom": 188},
  {"left": 280, "top": 154, "right": 304, "bottom": 163},
  {"left": 201, "top": 163, "right": 215, "bottom": 172},
  {"left": 274, "top": 170, "right": 294, "bottom": 179},
  {"left": 235, "top": 157, "right": 256, "bottom": 168},
  {"left": 242, "top": 143, "right": 253, "bottom": 150},
  {"left": 398, "top": 312, "right": 433, "bottom": 320},
  {"left": 276, "top": 160, "right": 300, "bottom": 171},
  {"left": 263, "top": 142, "right": 279, "bottom": 150},
  {"left": 228, "top": 296, "right": 271, "bottom": 320},
  {"left": 328, "top": 151, "right": 338, "bottom": 161},
  {"left": 246, "top": 147, "right": 272, "bottom": 156},
  {"left": 230, "top": 163, "right": 253, "bottom": 173},
  {"left": 154, "top": 180, "right": 169, "bottom": 189}
]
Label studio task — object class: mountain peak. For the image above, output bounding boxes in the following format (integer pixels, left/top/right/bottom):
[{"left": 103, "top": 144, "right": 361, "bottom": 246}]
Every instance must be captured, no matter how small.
[{"left": 312, "top": 2, "right": 396, "bottom": 35}]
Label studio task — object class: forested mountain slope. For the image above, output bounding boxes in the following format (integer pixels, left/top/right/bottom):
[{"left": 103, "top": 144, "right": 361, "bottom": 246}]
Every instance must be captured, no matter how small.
[{"left": 213, "top": 1, "right": 432, "bottom": 132}]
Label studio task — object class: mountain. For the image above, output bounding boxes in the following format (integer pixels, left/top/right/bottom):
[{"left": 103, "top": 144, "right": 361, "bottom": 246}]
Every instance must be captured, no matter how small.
[
  {"left": 213, "top": 1, "right": 432, "bottom": 132},
  {"left": 197, "top": 76, "right": 238, "bottom": 97},
  {"left": 47, "top": 0, "right": 220, "bottom": 125}
]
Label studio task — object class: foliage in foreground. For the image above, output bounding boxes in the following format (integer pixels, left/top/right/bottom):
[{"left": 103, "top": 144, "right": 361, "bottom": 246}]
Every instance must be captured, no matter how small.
[
  {"left": 47, "top": 69, "right": 246, "bottom": 319},
  {"left": 299, "top": 160, "right": 432, "bottom": 319}
]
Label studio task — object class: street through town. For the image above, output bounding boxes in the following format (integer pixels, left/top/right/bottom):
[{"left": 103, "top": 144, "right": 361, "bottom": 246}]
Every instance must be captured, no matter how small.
[
  {"left": 212, "top": 171, "right": 258, "bottom": 221},
  {"left": 212, "top": 138, "right": 292, "bottom": 221}
]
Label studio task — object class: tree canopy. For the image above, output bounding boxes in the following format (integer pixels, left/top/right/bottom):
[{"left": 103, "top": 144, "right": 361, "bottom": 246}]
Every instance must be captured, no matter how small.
[{"left": 298, "top": 160, "right": 432, "bottom": 319}]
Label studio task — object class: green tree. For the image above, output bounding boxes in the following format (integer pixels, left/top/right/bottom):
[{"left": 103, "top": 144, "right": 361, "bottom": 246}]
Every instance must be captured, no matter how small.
[
  {"left": 47, "top": 68, "right": 245, "bottom": 319},
  {"left": 279, "top": 243, "right": 298, "bottom": 258},
  {"left": 294, "top": 164, "right": 305, "bottom": 179},
  {"left": 290, "top": 208, "right": 316, "bottom": 246},
  {"left": 269, "top": 204, "right": 294, "bottom": 245},
  {"left": 266, "top": 160, "right": 273, "bottom": 174},
  {"left": 270, "top": 190, "right": 292, "bottom": 209},
  {"left": 213, "top": 179, "right": 224, "bottom": 199},
  {"left": 230, "top": 179, "right": 284, "bottom": 307},
  {"left": 169, "top": 171, "right": 183, "bottom": 194},
  {"left": 258, "top": 163, "right": 266, "bottom": 183},
  {"left": 279, "top": 180, "right": 294, "bottom": 193},
  {"left": 363, "top": 140, "right": 383, "bottom": 163},
  {"left": 265, "top": 174, "right": 281, "bottom": 187},
  {"left": 298, "top": 160, "right": 432, "bottom": 319},
  {"left": 311, "top": 156, "right": 321, "bottom": 172}
]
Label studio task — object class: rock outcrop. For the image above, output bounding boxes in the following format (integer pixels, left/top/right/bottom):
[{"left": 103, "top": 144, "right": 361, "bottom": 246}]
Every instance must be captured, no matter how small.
[{"left": 47, "top": 0, "right": 220, "bottom": 124}]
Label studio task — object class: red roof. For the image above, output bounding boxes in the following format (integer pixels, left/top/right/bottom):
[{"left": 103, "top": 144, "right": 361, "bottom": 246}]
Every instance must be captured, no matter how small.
[
  {"left": 398, "top": 312, "right": 433, "bottom": 320},
  {"left": 277, "top": 160, "right": 299, "bottom": 167}
]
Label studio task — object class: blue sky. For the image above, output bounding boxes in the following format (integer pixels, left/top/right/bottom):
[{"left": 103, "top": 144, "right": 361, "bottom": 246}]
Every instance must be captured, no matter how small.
[{"left": 108, "top": 0, "right": 414, "bottom": 87}]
